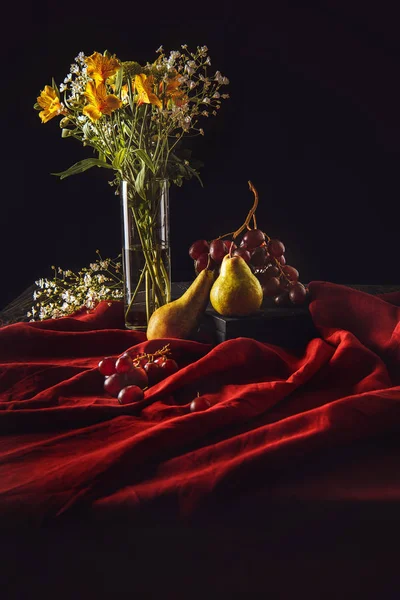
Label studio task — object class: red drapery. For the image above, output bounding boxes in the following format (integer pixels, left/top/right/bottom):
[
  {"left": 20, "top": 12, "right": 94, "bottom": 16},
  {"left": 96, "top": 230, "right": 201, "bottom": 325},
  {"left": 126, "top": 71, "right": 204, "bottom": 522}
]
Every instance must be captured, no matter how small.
[{"left": 0, "top": 281, "right": 399, "bottom": 529}]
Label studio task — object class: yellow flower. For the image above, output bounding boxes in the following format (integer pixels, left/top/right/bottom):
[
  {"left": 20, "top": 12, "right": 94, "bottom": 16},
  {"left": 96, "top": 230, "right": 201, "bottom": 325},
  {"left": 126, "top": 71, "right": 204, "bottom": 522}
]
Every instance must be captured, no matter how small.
[
  {"left": 85, "top": 51, "right": 121, "bottom": 86},
  {"left": 83, "top": 82, "right": 122, "bottom": 122},
  {"left": 37, "top": 85, "right": 65, "bottom": 123},
  {"left": 163, "top": 75, "right": 187, "bottom": 107},
  {"left": 134, "top": 74, "right": 162, "bottom": 109},
  {"left": 110, "top": 82, "right": 130, "bottom": 103}
]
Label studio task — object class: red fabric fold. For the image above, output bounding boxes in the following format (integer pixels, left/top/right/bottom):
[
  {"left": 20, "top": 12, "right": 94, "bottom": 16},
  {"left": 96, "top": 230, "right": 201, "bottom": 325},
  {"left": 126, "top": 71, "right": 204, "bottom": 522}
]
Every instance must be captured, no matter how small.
[{"left": 0, "top": 282, "right": 399, "bottom": 527}]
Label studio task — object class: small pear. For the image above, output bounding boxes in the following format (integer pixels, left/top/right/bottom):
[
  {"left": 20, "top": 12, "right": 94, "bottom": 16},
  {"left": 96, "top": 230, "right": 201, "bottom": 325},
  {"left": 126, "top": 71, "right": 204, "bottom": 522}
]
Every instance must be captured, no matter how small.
[
  {"left": 146, "top": 268, "right": 215, "bottom": 340},
  {"left": 210, "top": 254, "right": 263, "bottom": 316}
]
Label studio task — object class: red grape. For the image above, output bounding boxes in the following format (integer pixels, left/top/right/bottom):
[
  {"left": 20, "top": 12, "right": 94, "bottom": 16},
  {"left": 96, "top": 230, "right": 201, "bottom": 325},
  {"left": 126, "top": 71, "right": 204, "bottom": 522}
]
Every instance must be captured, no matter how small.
[
  {"left": 195, "top": 252, "right": 214, "bottom": 274},
  {"left": 274, "top": 292, "right": 290, "bottom": 307},
  {"left": 242, "top": 228, "right": 265, "bottom": 249},
  {"left": 125, "top": 366, "right": 148, "bottom": 389},
  {"left": 233, "top": 248, "right": 251, "bottom": 263},
  {"left": 144, "top": 361, "right": 163, "bottom": 386},
  {"left": 277, "top": 255, "right": 286, "bottom": 265},
  {"left": 262, "top": 276, "right": 281, "bottom": 296},
  {"left": 104, "top": 373, "right": 126, "bottom": 397},
  {"left": 190, "top": 397, "right": 211, "bottom": 412},
  {"left": 222, "top": 240, "right": 237, "bottom": 253},
  {"left": 118, "top": 385, "right": 144, "bottom": 405},
  {"left": 289, "top": 282, "right": 308, "bottom": 305},
  {"left": 98, "top": 356, "right": 117, "bottom": 377},
  {"left": 264, "top": 264, "right": 280, "bottom": 279},
  {"left": 282, "top": 265, "right": 299, "bottom": 281},
  {"left": 155, "top": 356, "right": 179, "bottom": 377},
  {"left": 250, "top": 246, "right": 268, "bottom": 267},
  {"left": 189, "top": 239, "right": 209, "bottom": 260},
  {"left": 115, "top": 353, "right": 133, "bottom": 374},
  {"left": 209, "top": 239, "right": 228, "bottom": 263},
  {"left": 268, "top": 239, "right": 285, "bottom": 257}
]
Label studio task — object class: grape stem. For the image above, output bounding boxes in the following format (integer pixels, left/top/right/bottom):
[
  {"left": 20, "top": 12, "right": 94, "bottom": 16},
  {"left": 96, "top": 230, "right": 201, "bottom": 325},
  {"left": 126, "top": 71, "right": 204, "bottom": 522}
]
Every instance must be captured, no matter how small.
[
  {"left": 216, "top": 180, "right": 259, "bottom": 241},
  {"left": 132, "top": 343, "right": 171, "bottom": 365}
]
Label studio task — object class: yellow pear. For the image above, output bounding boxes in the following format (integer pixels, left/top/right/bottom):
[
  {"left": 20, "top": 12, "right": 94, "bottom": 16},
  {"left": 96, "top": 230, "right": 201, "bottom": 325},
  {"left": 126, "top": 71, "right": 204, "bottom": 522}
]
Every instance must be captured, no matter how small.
[
  {"left": 210, "top": 254, "right": 263, "bottom": 316},
  {"left": 146, "top": 268, "right": 215, "bottom": 340}
]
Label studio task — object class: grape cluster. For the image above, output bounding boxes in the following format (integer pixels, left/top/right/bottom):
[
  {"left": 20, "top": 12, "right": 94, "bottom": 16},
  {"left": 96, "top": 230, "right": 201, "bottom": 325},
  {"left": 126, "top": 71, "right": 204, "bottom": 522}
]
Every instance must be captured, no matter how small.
[
  {"left": 189, "top": 229, "right": 308, "bottom": 307},
  {"left": 98, "top": 343, "right": 179, "bottom": 404}
]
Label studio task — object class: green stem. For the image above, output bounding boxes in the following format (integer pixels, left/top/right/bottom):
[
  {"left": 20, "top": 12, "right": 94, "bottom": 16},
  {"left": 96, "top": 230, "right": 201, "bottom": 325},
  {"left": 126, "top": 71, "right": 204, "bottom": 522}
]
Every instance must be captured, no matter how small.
[
  {"left": 145, "top": 269, "right": 151, "bottom": 324},
  {"left": 129, "top": 203, "right": 165, "bottom": 307},
  {"left": 124, "top": 263, "right": 146, "bottom": 322}
]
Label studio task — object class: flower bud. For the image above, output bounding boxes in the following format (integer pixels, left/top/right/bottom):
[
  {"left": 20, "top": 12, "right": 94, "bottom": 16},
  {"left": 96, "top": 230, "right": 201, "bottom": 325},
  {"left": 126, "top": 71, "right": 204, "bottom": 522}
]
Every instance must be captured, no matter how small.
[
  {"left": 61, "top": 128, "right": 73, "bottom": 138},
  {"left": 59, "top": 117, "right": 71, "bottom": 128}
]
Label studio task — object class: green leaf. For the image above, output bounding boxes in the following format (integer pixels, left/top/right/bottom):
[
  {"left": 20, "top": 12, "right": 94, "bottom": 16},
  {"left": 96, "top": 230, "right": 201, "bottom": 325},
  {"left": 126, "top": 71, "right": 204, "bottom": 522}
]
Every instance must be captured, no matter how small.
[
  {"left": 115, "top": 66, "right": 123, "bottom": 96},
  {"left": 135, "top": 162, "right": 147, "bottom": 200},
  {"left": 52, "top": 77, "right": 60, "bottom": 100},
  {"left": 131, "top": 149, "right": 156, "bottom": 174},
  {"left": 51, "top": 158, "right": 115, "bottom": 180},
  {"left": 112, "top": 148, "right": 128, "bottom": 169}
]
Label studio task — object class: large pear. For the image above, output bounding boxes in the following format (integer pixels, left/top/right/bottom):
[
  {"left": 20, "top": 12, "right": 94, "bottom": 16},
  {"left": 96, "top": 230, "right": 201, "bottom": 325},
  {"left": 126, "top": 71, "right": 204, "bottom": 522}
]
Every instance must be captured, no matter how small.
[
  {"left": 146, "top": 268, "right": 215, "bottom": 340},
  {"left": 210, "top": 254, "right": 263, "bottom": 316}
]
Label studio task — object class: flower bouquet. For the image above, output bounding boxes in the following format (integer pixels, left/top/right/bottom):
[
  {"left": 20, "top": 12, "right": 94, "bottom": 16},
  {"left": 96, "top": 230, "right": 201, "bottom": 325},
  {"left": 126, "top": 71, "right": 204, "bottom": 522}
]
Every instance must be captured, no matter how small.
[{"left": 35, "top": 45, "right": 229, "bottom": 328}]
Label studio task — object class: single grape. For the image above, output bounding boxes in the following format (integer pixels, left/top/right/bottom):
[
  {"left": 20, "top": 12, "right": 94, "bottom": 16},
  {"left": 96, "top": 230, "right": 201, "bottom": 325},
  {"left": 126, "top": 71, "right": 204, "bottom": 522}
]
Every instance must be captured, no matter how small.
[
  {"left": 250, "top": 246, "right": 268, "bottom": 267},
  {"left": 118, "top": 385, "right": 144, "bottom": 405},
  {"left": 242, "top": 228, "right": 265, "bottom": 249},
  {"left": 195, "top": 252, "right": 214, "bottom": 274},
  {"left": 155, "top": 356, "right": 179, "bottom": 377},
  {"left": 190, "top": 397, "right": 211, "bottom": 412},
  {"left": 233, "top": 248, "right": 251, "bottom": 263},
  {"left": 262, "top": 276, "right": 281, "bottom": 296},
  {"left": 282, "top": 265, "right": 299, "bottom": 281},
  {"left": 268, "top": 239, "right": 285, "bottom": 257},
  {"left": 222, "top": 240, "right": 237, "bottom": 253},
  {"left": 189, "top": 239, "right": 209, "bottom": 260},
  {"left": 115, "top": 353, "right": 133, "bottom": 374},
  {"left": 98, "top": 356, "right": 117, "bottom": 377},
  {"left": 277, "top": 255, "right": 286, "bottom": 265},
  {"left": 274, "top": 291, "right": 290, "bottom": 307},
  {"left": 124, "top": 366, "right": 148, "bottom": 389},
  {"left": 209, "top": 239, "right": 228, "bottom": 263},
  {"left": 289, "top": 282, "right": 308, "bottom": 305},
  {"left": 264, "top": 264, "right": 280, "bottom": 279},
  {"left": 144, "top": 361, "right": 163, "bottom": 386},
  {"left": 104, "top": 373, "right": 126, "bottom": 397}
]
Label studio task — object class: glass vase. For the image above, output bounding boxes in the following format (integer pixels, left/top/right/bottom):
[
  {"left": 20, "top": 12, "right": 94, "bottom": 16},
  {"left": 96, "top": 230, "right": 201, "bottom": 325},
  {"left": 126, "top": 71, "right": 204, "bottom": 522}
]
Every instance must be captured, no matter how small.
[{"left": 120, "top": 178, "right": 171, "bottom": 330}]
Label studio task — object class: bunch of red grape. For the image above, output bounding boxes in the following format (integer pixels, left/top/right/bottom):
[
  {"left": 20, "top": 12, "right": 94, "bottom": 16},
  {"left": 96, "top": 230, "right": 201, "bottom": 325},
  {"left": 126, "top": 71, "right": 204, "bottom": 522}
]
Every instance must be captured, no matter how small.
[
  {"left": 189, "top": 229, "right": 308, "bottom": 306},
  {"left": 98, "top": 343, "right": 179, "bottom": 404}
]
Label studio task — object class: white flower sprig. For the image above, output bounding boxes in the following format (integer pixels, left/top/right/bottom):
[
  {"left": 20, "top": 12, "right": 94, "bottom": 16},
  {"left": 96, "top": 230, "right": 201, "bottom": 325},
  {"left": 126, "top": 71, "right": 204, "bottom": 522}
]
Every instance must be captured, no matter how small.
[{"left": 28, "top": 251, "right": 123, "bottom": 321}]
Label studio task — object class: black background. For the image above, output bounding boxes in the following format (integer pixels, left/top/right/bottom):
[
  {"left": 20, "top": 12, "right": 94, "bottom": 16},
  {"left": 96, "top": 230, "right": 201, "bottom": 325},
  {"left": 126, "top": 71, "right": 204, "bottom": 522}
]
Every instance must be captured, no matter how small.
[{"left": 2, "top": 0, "right": 400, "bottom": 310}]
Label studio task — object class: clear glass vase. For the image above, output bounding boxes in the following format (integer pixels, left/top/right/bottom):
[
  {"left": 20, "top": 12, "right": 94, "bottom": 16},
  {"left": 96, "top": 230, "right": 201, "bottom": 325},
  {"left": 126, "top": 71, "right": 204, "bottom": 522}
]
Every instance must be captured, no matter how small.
[{"left": 120, "top": 178, "right": 171, "bottom": 330}]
